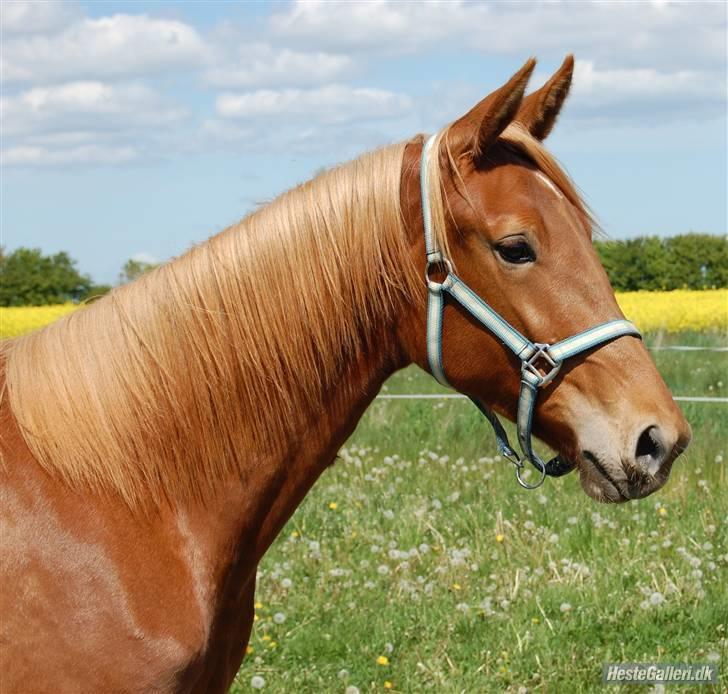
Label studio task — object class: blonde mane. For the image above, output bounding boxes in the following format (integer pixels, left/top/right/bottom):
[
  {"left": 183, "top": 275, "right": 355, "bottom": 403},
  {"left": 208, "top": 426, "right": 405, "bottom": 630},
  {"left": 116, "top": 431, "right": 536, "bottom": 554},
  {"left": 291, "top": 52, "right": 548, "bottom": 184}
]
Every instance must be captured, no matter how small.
[{"left": 2, "top": 142, "right": 421, "bottom": 508}]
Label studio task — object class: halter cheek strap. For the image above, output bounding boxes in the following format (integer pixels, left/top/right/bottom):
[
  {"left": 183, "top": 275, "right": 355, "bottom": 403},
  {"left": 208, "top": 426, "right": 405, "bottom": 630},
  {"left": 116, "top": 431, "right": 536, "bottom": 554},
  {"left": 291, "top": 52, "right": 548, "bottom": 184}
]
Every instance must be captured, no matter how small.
[{"left": 420, "top": 134, "right": 641, "bottom": 489}]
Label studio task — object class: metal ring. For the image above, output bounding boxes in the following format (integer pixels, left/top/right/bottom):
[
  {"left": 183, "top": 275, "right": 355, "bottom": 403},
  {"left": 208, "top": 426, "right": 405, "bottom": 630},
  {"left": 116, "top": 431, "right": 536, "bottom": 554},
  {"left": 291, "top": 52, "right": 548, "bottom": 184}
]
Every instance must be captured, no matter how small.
[
  {"left": 424, "top": 257, "right": 453, "bottom": 290},
  {"left": 516, "top": 460, "right": 547, "bottom": 489}
]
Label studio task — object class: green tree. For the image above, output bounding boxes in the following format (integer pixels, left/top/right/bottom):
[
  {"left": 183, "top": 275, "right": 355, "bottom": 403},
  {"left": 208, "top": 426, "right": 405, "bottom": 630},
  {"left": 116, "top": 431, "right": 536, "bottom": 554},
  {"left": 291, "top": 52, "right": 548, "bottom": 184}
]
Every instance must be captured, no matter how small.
[
  {"left": 594, "top": 233, "right": 727, "bottom": 291},
  {"left": 0, "top": 247, "right": 109, "bottom": 306},
  {"left": 119, "top": 257, "right": 159, "bottom": 284},
  {"left": 662, "top": 234, "right": 728, "bottom": 289}
]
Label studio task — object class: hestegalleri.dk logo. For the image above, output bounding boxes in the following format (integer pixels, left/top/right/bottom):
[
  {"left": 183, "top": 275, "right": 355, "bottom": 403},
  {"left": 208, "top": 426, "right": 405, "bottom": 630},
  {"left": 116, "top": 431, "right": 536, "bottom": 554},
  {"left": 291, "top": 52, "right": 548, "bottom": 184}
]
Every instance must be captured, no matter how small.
[{"left": 602, "top": 663, "right": 718, "bottom": 685}]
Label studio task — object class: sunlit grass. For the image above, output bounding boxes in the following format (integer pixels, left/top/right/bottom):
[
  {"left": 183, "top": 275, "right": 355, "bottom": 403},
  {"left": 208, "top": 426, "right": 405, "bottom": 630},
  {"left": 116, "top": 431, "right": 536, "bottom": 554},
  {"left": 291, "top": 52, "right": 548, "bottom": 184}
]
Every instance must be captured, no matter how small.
[{"left": 233, "top": 346, "right": 726, "bottom": 693}]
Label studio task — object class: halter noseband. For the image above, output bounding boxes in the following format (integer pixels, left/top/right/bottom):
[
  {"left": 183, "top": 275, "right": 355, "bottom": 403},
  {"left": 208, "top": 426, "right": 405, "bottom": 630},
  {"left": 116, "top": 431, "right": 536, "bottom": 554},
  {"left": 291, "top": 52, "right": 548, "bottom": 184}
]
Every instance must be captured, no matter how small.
[{"left": 420, "top": 134, "right": 641, "bottom": 489}]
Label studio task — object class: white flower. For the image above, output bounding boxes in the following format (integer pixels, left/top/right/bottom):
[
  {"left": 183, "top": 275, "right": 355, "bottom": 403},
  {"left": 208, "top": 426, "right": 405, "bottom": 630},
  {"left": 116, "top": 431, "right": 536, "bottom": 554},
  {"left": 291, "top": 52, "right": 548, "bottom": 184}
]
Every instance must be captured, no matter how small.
[
  {"left": 649, "top": 591, "right": 665, "bottom": 606},
  {"left": 251, "top": 675, "right": 265, "bottom": 689},
  {"left": 377, "top": 565, "right": 390, "bottom": 575},
  {"left": 273, "top": 612, "right": 285, "bottom": 624},
  {"left": 385, "top": 642, "right": 394, "bottom": 653},
  {"left": 281, "top": 578, "right": 292, "bottom": 589}
]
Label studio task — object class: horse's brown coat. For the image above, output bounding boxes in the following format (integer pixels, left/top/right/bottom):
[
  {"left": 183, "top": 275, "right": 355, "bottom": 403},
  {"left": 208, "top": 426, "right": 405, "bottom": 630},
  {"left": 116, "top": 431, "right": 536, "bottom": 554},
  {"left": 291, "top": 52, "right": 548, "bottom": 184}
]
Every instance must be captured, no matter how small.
[{"left": 0, "top": 58, "right": 690, "bottom": 693}]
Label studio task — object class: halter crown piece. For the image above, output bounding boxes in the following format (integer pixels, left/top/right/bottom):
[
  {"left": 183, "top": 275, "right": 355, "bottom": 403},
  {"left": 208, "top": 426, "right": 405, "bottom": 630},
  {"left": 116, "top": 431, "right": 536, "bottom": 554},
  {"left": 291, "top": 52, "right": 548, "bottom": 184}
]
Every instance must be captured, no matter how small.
[{"left": 420, "top": 134, "right": 641, "bottom": 489}]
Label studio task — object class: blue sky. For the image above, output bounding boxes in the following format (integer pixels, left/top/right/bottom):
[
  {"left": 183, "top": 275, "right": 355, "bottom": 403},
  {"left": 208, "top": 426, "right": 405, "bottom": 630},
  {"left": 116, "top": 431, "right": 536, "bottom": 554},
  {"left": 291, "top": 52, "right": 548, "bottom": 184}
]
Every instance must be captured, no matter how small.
[{"left": 2, "top": 0, "right": 726, "bottom": 284}]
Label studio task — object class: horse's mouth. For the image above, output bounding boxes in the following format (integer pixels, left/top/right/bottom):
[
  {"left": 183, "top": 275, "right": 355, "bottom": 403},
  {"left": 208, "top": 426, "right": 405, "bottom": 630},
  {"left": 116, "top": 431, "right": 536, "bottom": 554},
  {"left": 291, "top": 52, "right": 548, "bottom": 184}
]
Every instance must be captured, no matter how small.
[
  {"left": 576, "top": 450, "right": 664, "bottom": 503},
  {"left": 580, "top": 451, "right": 630, "bottom": 502}
]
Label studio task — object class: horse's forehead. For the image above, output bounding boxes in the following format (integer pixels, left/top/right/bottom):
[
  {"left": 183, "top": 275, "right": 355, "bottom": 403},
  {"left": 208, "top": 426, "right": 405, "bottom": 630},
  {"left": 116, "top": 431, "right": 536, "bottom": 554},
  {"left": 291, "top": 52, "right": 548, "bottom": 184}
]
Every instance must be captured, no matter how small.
[{"left": 469, "top": 163, "right": 568, "bottom": 219}]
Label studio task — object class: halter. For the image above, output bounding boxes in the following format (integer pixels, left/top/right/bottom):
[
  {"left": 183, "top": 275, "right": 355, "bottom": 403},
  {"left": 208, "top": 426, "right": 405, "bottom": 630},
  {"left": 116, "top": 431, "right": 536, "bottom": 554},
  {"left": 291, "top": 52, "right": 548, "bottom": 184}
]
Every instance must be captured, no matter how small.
[{"left": 420, "top": 134, "right": 641, "bottom": 489}]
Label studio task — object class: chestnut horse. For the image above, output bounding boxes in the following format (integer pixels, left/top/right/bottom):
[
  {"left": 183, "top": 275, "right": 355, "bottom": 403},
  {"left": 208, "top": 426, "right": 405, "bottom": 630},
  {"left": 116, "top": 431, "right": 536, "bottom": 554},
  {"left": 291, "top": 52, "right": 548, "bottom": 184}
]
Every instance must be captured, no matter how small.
[{"left": 0, "top": 57, "right": 690, "bottom": 692}]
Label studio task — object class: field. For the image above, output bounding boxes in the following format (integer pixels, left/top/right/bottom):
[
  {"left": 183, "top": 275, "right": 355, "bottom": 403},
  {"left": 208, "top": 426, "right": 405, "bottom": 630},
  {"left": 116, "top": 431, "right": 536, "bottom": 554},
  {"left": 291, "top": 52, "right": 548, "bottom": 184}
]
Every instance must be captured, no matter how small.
[
  {"left": 232, "top": 331, "right": 726, "bottom": 693},
  {"left": 0, "top": 289, "right": 727, "bottom": 339},
  {"left": 1, "top": 302, "right": 726, "bottom": 692}
]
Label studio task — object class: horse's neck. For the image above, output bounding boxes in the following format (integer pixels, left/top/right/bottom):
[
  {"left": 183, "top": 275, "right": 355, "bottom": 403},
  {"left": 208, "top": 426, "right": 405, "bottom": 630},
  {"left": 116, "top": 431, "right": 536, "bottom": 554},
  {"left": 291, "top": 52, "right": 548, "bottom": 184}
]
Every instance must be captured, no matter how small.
[{"left": 174, "top": 311, "right": 405, "bottom": 638}]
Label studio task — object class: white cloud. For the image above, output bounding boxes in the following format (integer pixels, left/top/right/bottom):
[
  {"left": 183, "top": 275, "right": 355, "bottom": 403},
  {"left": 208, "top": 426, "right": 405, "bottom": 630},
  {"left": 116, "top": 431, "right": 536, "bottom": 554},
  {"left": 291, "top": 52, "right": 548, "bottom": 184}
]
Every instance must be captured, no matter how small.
[
  {"left": 2, "top": 144, "right": 137, "bottom": 167},
  {"left": 2, "top": 13, "right": 208, "bottom": 83},
  {"left": 1, "top": 81, "right": 186, "bottom": 167},
  {"left": 0, "top": 0, "right": 79, "bottom": 35},
  {"left": 204, "top": 42, "right": 354, "bottom": 88},
  {"left": 270, "top": 0, "right": 726, "bottom": 71},
  {"left": 1, "top": 82, "right": 186, "bottom": 137},
  {"left": 567, "top": 61, "right": 726, "bottom": 123},
  {"left": 216, "top": 84, "right": 412, "bottom": 124}
]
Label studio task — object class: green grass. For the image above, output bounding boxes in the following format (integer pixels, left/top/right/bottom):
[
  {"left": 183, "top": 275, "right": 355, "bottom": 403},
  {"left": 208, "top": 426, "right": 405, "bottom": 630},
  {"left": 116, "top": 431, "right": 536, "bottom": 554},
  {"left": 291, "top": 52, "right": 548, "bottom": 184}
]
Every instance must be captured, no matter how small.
[{"left": 232, "top": 333, "right": 727, "bottom": 693}]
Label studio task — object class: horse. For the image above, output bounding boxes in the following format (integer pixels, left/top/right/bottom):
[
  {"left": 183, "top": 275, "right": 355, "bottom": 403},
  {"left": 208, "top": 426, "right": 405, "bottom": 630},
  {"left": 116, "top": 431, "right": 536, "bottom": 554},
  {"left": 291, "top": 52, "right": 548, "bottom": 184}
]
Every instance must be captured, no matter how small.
[{"left": 0, "top": 56, "right": 690, "bottom": 693}]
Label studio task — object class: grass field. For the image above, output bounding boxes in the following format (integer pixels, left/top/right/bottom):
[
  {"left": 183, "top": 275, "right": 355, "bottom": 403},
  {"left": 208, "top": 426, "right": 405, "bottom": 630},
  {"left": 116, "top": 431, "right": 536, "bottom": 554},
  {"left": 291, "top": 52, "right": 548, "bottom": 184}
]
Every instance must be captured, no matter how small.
[
  {"left": 1, "top": 307, "right": 725, "bottom": 691},
  {"left": 232, "top": 331, "right": 726, "bottom": 693}
]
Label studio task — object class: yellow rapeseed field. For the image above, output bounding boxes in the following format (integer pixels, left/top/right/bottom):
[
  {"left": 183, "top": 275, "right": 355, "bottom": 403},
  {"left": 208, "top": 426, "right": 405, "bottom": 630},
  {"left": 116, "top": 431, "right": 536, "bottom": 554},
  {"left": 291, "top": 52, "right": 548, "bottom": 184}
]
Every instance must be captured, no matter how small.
[{"left": 0, "top": 290, "right": 726, "bottom": 339}]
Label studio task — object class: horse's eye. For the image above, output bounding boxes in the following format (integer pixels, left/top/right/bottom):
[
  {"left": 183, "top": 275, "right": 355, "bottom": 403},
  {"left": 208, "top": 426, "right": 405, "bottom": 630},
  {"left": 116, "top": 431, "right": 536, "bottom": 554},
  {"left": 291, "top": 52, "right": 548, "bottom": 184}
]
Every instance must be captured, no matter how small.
[{"left": 496, "top": 238, "right": 536, "bottom": 264}]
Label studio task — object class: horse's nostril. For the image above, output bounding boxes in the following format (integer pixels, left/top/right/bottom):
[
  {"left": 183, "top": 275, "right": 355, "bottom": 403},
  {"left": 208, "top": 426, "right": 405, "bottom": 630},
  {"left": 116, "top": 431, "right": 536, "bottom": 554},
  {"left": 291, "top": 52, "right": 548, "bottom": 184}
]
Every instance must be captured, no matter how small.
[{"left": 635, "top": 425, "right": 665, "bottom": 474}]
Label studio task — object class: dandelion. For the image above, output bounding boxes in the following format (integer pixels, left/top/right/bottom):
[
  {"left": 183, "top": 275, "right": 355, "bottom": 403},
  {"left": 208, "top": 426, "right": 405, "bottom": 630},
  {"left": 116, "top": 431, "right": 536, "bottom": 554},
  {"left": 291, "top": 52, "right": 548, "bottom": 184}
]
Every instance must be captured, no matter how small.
[
  {"left": 495, "top": 534, "right": 505, "bottom": 543},
  {"left": 281, "top": 578, "right": 292, "bottom": 589},
  {"left": 649, "top": 591, "right": 665, "bottom": 606},
  {"left": 329, "top": 502, "right": 338, "bottom": 510},
  {"left": 658, "top": 506, "right": 668, "bottom": 517},
  {"left": 452, "top": 583, "right": 462, "bottom": 591},
  {"left": 531, "top": 617, "right": 540, "bottom": 624},
  {"left": 290, "top": 531, "right": 299, "bottom": 539},
  {"left": 377, "top": 565, "right": 390, "bottom": 575},
  {"left": 338, "top": 669, "right": 349, "bottom": 679},
  {"left": 384, "top": 682, "right": 393, "bottom": 689},
  {"left": 273, "top": 612, "right": 285, "bottom": 624},
  {"left": 345, "top": 687, "right": 361, "bottom": 694},
  {"left": 377, "top": 655, "right": 389, "bottom": 666},
  {"left": 246, "top": 645, "right": 254, "bottom": 654},
  {"left": 250, "top": 675, "right": 265, "bottom": 689},
  {"left": 560, "top": 603, "right": 572, "bottom": 613}
]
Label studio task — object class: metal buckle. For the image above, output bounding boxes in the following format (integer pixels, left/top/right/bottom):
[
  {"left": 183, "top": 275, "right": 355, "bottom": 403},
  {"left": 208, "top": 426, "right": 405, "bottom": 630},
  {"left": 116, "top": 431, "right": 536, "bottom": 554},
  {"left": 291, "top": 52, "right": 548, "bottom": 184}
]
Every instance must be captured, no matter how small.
[
  {"left": 424, "top": 257, "right": 453, "bottom": 290},
  {"left": 522, "top": 343, "right": 562, "bottom": 387}
]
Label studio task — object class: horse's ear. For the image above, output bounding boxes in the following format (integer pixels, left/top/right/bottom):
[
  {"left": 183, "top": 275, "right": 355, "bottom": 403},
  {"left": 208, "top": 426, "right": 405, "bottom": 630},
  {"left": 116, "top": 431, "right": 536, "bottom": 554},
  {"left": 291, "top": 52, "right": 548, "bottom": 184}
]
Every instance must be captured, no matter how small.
[
  {"left": 515, "top": 55, "right": 574, "bottom": 140},
  {"left": 447, "top": 58, "right": 536, "bottom": 160}
]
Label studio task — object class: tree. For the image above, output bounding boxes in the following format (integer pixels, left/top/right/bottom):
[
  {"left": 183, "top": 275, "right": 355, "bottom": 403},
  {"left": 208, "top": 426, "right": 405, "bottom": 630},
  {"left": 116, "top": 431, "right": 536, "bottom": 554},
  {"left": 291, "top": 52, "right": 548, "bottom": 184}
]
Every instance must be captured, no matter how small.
[
  {"left": 0, "top": 247, "right": 110, "bottom": 306},
  {"left": 119, "top": 258, "right": 159, "bottom": 284},
  {"left": 594, "top": 233, "right": 727, "bottom": 291}
]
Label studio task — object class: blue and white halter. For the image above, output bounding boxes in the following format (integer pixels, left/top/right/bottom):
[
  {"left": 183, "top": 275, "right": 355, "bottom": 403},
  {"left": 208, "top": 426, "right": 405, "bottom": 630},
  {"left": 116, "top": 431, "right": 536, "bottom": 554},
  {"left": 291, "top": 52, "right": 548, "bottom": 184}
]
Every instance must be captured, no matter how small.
[{"left": 420, "top": 134, "right": 641, "bottom": 489}]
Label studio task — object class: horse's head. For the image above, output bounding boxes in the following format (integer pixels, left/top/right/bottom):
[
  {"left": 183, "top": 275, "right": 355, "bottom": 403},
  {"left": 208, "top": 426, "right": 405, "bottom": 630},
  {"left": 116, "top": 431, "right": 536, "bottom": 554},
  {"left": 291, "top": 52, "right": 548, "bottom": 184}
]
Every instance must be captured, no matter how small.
[{"left": 401, "top": 57, "right": 691, "bottom": 502}]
